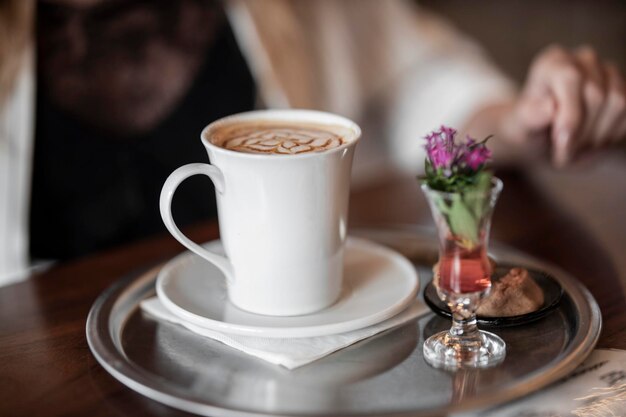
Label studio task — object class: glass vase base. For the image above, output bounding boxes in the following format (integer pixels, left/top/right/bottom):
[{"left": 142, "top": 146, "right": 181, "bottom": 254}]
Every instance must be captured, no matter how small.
[{"left": 423, "top": 330, "right": 506, "bottom": 370}]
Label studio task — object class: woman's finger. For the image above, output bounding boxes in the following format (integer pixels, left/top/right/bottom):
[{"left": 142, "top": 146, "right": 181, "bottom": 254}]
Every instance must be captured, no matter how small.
[
  {"left": 572, "top": 46, "right": 608, "bottom": 148},
  {"left": 535, "top": 46, "right": 585, "bottom": 166},
  {"left": 600, "top": 63, "right": 626, "bottom": 143}
]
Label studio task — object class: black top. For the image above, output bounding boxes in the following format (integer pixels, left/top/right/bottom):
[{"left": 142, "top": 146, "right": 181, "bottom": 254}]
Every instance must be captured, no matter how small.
[{"left": 30, "top": 19, "right": 256, "bottom": 260}]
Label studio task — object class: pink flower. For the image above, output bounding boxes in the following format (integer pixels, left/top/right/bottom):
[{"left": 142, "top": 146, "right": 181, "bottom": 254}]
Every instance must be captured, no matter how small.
[
  {"left": 424, "top": 126, "right": 462, "bottom": 172},
  {"left": 423, "top": 127, "right": 491, "bottom": 173},
  {"left": 463, "top": 144, "right": 491, "bottom": 170}
]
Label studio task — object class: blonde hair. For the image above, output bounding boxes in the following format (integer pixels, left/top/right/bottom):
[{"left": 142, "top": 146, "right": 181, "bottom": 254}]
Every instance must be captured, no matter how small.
[{"left": 0, "top": 0, "right": 33, "bottom": 105}]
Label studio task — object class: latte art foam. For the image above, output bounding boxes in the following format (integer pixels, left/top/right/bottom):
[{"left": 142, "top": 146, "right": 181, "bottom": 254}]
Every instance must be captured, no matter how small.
[{"left": 212, "top": 123, "right": 351, "bottom": 155}]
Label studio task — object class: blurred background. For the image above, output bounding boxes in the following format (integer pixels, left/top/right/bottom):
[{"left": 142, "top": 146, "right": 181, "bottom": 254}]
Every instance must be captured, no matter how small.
[
  {"left": 422, "top": 0, "right": 626, "bottom": 83},
  {"left": 0, "top": 0, "right": 624, "bottom": 285},
  {"left": 418, "top": 0, "right": 626, "bottom": 284},
  {"left": 421, "top": 1, "right": 626, "bottom": 282}
]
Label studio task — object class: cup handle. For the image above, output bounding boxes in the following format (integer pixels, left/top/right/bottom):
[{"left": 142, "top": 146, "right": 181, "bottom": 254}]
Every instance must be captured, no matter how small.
[{"left": 160, "top": 163, "right": 234, "bottom": 284}]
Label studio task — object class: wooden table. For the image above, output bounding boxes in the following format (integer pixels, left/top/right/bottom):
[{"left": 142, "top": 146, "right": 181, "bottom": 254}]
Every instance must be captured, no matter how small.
[{"left": 1, "top": 169, "right": 623, "bottom": 417}]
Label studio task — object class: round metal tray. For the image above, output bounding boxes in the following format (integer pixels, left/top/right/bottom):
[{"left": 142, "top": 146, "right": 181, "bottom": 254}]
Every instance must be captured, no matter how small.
[{"left": 86, "top": 227, "right": 602, "bottom": 416}]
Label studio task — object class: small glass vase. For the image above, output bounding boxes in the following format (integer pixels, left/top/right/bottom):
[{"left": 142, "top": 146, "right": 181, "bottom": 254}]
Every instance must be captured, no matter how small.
[{"left": 421, "top": 177, "right": 505, "bottom": 369}]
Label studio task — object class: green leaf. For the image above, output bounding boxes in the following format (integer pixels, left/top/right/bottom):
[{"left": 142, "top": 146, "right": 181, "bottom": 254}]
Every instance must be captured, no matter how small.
[
  {"left": 425, "top": 159, "right": 434, "bottom": 177},
  {"left": 466, "top": 171, "right": 492, "bottom": 219},
  {"left": 432, "top": 193, "right": 451, "bottom": 215},
  {"left": 448, "top": 194, "right": 479, "bottom": 245}
]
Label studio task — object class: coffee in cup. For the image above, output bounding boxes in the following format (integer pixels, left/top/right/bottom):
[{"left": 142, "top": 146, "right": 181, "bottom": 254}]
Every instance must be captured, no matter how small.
[{"left": 211, "top": 122, "right": 353, "bottom": 155}]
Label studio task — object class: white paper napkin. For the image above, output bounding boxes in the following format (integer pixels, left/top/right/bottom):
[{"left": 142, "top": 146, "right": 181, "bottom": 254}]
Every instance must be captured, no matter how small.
[{"left": 140, "top": 297, "right": 428, "bottom": 370}]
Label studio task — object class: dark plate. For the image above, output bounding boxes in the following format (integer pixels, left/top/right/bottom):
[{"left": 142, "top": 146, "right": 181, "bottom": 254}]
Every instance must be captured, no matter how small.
[{"left": 423, "top": 265, "right": 564, "bottom": 327}]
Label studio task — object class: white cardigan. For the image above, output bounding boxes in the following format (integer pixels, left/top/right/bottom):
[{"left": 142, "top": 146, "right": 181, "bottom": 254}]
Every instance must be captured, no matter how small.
[{"left": 0, "top": 1, "right": 513, "bottom": 285}]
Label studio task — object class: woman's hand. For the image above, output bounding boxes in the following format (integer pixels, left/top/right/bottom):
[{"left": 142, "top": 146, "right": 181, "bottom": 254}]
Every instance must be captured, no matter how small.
[{"left": 505, "top": 45, "right": 626, "bottom": 166}]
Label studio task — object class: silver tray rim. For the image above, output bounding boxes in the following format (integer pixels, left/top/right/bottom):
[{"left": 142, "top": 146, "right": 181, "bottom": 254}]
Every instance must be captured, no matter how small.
[{"left": 86, "top": 226, "right": 602, "bottom": 417}]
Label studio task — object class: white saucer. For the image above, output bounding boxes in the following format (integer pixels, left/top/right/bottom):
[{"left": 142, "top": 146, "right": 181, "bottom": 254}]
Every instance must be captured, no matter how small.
[{"left": 156, "top": 237, "right": 419, "bottom": 338}]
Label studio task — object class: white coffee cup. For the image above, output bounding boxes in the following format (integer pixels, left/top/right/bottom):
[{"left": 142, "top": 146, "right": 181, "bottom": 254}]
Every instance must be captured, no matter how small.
[{"left": 160, "top": 110, "right": 361, "bottom": 316}]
